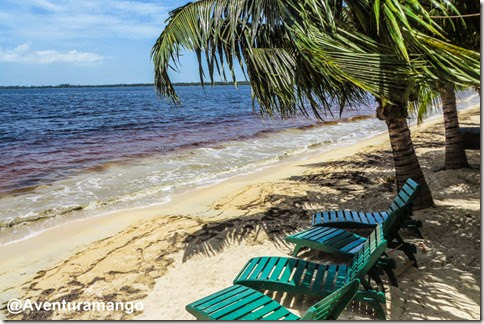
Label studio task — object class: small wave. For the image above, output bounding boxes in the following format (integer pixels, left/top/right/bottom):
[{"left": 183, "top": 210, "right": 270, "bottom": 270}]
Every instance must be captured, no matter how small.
[
  {"left": 0, "top": 180, "right": 179, "bottom": 231},
  {"left": 0, "top": 204, "right": 84, "bottom": 229},
  {"left": 344, "top": 114, "right": 374, "bottom": 122},
  {"left": 295, "top": 122, "right": 328, "bottom": 130},
  {"left": 278, "top": 153, "right": 290, "bottom": 160},
  {"left": 307, "top": 140, "right": 333, "bottom": 149},
  {"left": 251, "top": 129, "right": 283, "bottom": 138}
]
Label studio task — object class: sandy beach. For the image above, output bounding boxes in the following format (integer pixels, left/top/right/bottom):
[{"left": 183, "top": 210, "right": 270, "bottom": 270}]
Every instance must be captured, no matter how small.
[{"left": 2, "top": 105, "right": 480, "bottom": 320}]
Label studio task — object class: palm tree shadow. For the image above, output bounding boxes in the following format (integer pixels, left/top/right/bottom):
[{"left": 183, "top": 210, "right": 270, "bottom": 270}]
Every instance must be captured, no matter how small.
[
  {"left": 182, "top": 150, "right": 399, "bottom": 263},
  {"left": 182, "top": 204, "right": 310, "bottom": 262},
  {"left": 387, "top": 203, "right": 480, "bottom": 320}
]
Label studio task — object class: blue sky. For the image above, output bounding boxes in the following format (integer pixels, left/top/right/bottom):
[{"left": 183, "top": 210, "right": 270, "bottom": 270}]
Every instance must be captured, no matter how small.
[{"left": 0, "top": 0, "right": 243, "bottom": 86}]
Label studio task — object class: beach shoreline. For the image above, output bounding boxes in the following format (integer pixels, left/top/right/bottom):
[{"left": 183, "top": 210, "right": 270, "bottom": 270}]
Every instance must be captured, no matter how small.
[{"left": 1, "top": 104, "right": 480, "bottom": 320}]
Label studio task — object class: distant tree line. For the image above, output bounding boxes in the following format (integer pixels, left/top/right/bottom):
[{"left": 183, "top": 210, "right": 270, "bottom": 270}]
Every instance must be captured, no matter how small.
[{"left": 0, "top": 81, "right": 251, "bottom": 90}]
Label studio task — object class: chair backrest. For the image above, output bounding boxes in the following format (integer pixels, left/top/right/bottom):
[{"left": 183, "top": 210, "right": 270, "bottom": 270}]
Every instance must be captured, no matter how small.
[
  {"left": 386, "top": 178, "right": 421, "bottom": 214},
  {"left": 382, "top": 178, "right": 421, "bottom": 234},
  {"left": 300, "top": 279, "right": 360, "bottom": 320},
  {"left": 347, "top": 223, "right": 387, "bottom": 282}
]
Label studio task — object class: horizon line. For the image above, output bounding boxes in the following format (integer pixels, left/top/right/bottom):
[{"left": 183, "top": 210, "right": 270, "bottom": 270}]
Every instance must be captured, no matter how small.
[{"left": 0, "top": 81, "right": 251, "bottom": 89}]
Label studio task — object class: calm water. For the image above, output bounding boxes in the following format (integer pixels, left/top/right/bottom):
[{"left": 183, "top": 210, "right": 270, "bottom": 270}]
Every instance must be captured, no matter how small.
[{"left": 0, "top": 86, "right": 479, "bottom": 244}]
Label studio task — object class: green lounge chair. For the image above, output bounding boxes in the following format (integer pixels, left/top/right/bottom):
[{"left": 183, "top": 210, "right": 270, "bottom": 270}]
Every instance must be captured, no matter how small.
[
  {"left": 311, "top": 178, "right": 422, "bottom": 233},
  {"left": 233, "top": 224, "right": 388, "bottom": 319},
  {"left": 284, "top": 226, "right": 399, "bottom": 286},
  {"left": 289, "top": 178, "right": 421, "bottom": 269},
  {"left": 285, "top": 194, "right": 415, "bottom": 275},
  {"left": 185, "top": 279, "right": 360, "bottom": 320},
  {"left": 285, "top": 226, "right": 368, "bottom": 257}
]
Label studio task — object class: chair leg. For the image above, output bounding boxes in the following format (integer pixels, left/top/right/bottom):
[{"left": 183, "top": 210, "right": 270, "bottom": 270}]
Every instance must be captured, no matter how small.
[
  {"left": 376, "top": 255, "right": 399, "bottom": 287},
  {"left": 409, "top": 227, "right": 424, "bottom": 239},
  {"left": 368, "top": 299, "right": 387, "bottom": 320},
  {"left": 354, "top": 290, "right": 386, "bottom": 320},
  {"left": 390, "top": 234, "right": 418, "bottom": 266},
  {"left": 402, "top": 220, "right": 424, "bottom": 238},
  {"left": 401, "top": 243, "right": 418, "bottom": 267},
  {"left": 383, "top": 266, "right": 399, "bottom": 287},
  {"left": 369, "top": 272, "right": 385, "bottom": 291},
  {"left": 292, "top": 244, "right": 304, "bottom": 257}
]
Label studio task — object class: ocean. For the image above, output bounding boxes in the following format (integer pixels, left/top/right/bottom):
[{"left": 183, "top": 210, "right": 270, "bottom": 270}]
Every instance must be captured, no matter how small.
[{"left": 0, "top": 85, "right": 479, "bottom": 244}]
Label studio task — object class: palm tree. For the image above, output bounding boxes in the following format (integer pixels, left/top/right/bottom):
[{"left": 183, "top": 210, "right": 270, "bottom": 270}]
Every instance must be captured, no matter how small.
[
  {"left": 151, "top": 0, "right": 479, "bottom": 209},
  {"left": 431, "top": 2, "right": 480, "bottom": 169},
  {"left": 437, "top": 82, "right": 469, "bottom": 169}
]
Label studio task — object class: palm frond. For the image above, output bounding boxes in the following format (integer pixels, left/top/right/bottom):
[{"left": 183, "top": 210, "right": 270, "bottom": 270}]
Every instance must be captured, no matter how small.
[
  {"left": 152, "top": 0, "right": 480, "bottom": 121},
  {"left": 151, "top": 0, "right": 286, "bottom": 104}
]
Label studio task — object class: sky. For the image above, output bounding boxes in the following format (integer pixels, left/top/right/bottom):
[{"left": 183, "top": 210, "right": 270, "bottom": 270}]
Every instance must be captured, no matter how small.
[{"left": 0, "top": 0, "right": 244, "bottom": 86}]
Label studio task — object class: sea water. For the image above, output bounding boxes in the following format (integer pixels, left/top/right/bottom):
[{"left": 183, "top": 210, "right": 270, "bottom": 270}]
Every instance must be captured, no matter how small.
[{"left": 0, "top": 86, "right": 479, "bottom": 244}]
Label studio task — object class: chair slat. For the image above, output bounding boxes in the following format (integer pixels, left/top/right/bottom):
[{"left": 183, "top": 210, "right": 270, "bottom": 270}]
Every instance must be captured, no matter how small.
[
  {"left": 235, "top": 257, "right": 260, "bottom": 281},
  {"left": 261, "top": 307, "right": 292, "bottom": 320},
  {"left": 359, "top": 212, "right": 369, "bottom": 224},
  {"left": 210, "top": 292, "right": 262, "bottom": 319},
  {"left": 313, "top": 212, "right": 322, "bottom": 226},
  {"left": 202, "top": 289, "right": 257, "bottom": 314},
  {"left": 366, "top": 212, "right": 377, "bottom": 224},
  {"left": 323, "top": 265, "right": 337, "bottom": 292},
  {"left": 259, "top": 256, "right": 279, "bottom": 280},
  {"left": 238, "top": 302, "right": 281, "bottom": 320},
  {"left": 340, "top": 237, "right": 366, "bottom": 253},
  {"left": 337, "top": 210, "right": 345, "bottom": 222},
  {"left": 344, "top": 210, "right": 352, "bottom": 221},
  {"left": 269, "top": 257, "right": 287, "bottom": 281},
  {"left": 218, "top": 295, "right": 270, "bottom": 320},
  {"left": 248, "top": 257, "right": 269, "bottom": 280},
  {"left": 399, "top": 190, "right": 410, "bottom": 202},
  {"left": 372, "top": 212, "right": 384, "bottom": 223},
  {"left": 291, "top": 261, "right": 307, "bottom": 286},
  {"left": 394, "top": 196, "right": 406, "bottom": 208},
  {"left": 303, "top": 262, "right": 318, "bottom": 288},
  {"left": 311, "top": 265, "right": 327, "bottom": 292},
  {"left": 279, "top": 258, "right": 298, "bottom": 283},
  {"left": 193, "top": 285, "right": 247, "bottom": 308},
  {"left": 329, "top": 210, "right": 337, "bottom": 222},
  {"left": 406, "top": 178, "right": 418, "bottom": 189},
  {"left": 352, "top": 211, "right": 361, "bottom": 222}
]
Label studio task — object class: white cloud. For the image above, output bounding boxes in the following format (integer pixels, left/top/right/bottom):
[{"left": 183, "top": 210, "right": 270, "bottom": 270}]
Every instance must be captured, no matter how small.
[
  {"left": 0, "top": 0, "right": 173, "bottom": 40},
  {"left": 0, "top": 43, "right": 104, "bottom": 64},
  {"left": 31, "top": 0, "right": 62, "bottom": 12}
]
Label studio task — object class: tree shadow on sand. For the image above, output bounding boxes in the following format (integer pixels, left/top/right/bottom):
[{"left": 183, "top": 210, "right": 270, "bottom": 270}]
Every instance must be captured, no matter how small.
[
  {"left": 387, "top": 147, "right": 480, "bottom": 320},
  {"left": 388, "top": 202, "right": 480, "bottom": 320},
  {"left": 181, "top": 152, "right": 400, "bottom": 263}
]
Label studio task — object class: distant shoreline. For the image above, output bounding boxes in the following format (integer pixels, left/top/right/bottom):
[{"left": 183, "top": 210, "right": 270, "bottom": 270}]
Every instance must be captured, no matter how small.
[{"left": 0, "top": 81, "right": 250, "bottom": 90}]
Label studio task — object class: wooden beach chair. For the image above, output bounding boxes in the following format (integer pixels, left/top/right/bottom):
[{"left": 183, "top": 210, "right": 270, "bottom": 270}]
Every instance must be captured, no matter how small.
[
  {"left": 185, "top": 279, "right": 360, "bottom": 320},
  {"left": 286, "top": 178, "right": 422, "bottom": 273},
  {"left": 233, "top": 224, "right": 389, "bottom": 319},
  {"left": 311, "top": 178, "right": 422, "bottom": 233},
  {"left": 285, "top": 188, "right": 417, "bottom": 275}
]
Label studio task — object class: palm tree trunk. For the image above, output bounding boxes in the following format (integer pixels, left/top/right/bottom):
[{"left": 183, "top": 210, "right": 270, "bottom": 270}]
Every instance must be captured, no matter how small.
[
  {"left": 377, "top": 101, "right": 434, "bottom": 210},
  {"left": 438, "top": 82, "right": 469, "bottom": 169}
]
